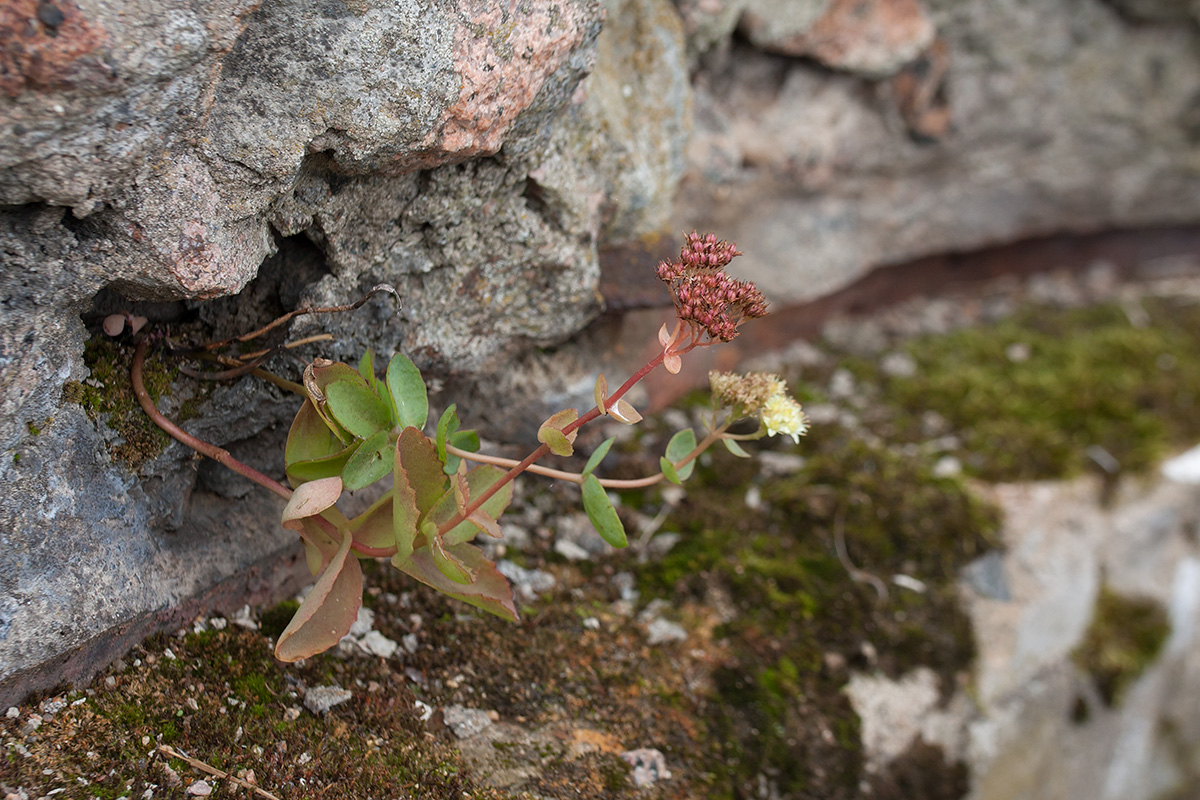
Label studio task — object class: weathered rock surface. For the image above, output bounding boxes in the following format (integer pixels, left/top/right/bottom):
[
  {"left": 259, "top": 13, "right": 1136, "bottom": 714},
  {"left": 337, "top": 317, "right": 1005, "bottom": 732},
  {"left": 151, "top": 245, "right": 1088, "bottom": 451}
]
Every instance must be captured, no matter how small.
[
  {"left": 678, "top": 0, "right": 1200, "bottom": 304},
  {"left": 4, "top": 0, "right": 1200, "bottom": 711},
  {"left": 847, "top": 471, "right": 1200, "bottom": 800},
  {"left": 0, "top": 0, "right": 695, "bottom": 703}
]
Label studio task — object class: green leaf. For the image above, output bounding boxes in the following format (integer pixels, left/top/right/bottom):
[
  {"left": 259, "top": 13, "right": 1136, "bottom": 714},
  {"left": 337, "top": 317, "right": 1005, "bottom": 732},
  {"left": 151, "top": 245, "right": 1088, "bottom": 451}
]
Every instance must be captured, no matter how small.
[
  {"left": 392, "top": 448, "right": 421, "bottom": 565},
  {"left": 428, "top": 529, "right": 475, "bottom": 585},
  {"left": 348, "top": 492, "right": 395, "bottom": 551},
  {"left": 722, "top": 438, "right": 751, "bottom": 458},
  {"left": 396, "top": 543, "right": 518, "bottom": 622},
  {"left": 582, "top": 437, "right": 615, "bottom": 477},
  {"left": 660, "top": 456, "right": 682, "bottom": 485},
  {"left": 357, "top": 349, "right": 377, "bottom": 387},
  {"left": 295, "top": 518, "right": 341, "bottom": 577},
  {"left": 303, "top": 361, "right": 365, "bottom": 442},
  {"left": 274, "top": 530, "right": 363, "bottom": 663},
  {"left": 665, "top": 428, "right": 697, "bottom": 482},
  {"left": 285, "top": 400, "right": 341, "bottom": 468},
  {"left": 435, "top": 404, "right": 460, "bottom": 463},
  {"left": 582, "top": 474, "right": 627, "bottom": 548},
  {"left": 444, "top": 429, "right": 480, "bottom": 474},
  {"left": 341, "top": 429, "right": 393, "bottom": 491},
  {"left": 438, "top": 465, "right": 513, "bottom": 546},
  {"left": 386, "top": 353, "right": 428, "bottom": 430},
  {"left": 396, "top": 426, "right": 447, "bottom": 516},
  {"left": 326, "top": 379, "right": 393, "bottom": 439},
  {"left": 286, "top": 442, "right": 359, "bottom": 486},
  {"left": 538, "top": 408, "right": 578, "bottom": 457}
]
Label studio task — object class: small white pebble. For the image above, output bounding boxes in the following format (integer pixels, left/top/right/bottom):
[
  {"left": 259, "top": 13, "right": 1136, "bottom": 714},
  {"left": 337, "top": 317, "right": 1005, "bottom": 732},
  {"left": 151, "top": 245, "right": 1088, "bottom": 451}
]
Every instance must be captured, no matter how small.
[
  {"left": 186, "top": 779, "right": 213, "bottom": 796},
  {"left": 209, "top": 617, "right": 228, "bottom": 631},
  {"left": 186, "top": 697, "right": 199, "bottom": 711},
  {"left": 582, "top": 617, "right": 601, "bottom": 630},
  {"left": 1005, "top": 342, "right": 1031, "bottom": 362},
  {"left": 298, "top": 751, "right": 313, "bottom": 765},
  {"left": 743, "top": 486, "right": 762, "bottom": 511},
  {"left": 5, "top": 706, "right": 18, "bottom": 718}
]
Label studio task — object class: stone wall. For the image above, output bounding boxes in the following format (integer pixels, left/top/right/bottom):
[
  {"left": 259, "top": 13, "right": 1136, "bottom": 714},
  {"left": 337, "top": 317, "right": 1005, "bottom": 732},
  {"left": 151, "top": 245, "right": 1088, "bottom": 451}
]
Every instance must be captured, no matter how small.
[{"left": 3, "top": 0, "right": 1200, "bottom": 705}]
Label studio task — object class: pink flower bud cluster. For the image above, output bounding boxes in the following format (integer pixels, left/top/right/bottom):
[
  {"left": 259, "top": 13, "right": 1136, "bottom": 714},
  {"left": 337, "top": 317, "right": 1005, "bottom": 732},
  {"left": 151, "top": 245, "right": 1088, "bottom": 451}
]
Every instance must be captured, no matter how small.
[{"left": 656, "top": 232, "right": 768, "bottom": 342}]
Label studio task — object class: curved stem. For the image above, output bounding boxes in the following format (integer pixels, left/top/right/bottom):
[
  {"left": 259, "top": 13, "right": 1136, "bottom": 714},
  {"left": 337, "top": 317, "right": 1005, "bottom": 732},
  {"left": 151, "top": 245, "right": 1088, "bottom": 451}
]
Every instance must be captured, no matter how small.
[
  {"left": 446, "top": 444, "right": 663, "bottom": 489},
  {"left": 437, "top": 345, "right": 673, "bottom": 536},
  {"left": 132, "top": 339, "right": 293, "bottom": 502}
]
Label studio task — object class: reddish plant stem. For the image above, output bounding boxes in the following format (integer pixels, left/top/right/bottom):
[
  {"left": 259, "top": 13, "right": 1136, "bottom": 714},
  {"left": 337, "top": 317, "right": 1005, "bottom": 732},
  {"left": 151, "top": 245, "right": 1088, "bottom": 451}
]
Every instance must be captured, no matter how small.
[
  {"left": 436, "top": 347, "right": 671, "bottom": 536},
  {"left": 134, "top": 339, "right": 384, "bottom": 559},
  {"left": 132, "top": 339, "right": 293, "bottom": 502}
]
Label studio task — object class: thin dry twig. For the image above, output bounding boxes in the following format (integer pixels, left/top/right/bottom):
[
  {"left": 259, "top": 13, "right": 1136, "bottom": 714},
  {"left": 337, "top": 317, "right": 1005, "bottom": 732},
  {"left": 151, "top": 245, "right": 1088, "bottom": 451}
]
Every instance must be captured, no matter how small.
[
  {"left": 200, "top": 283, "right": 400, "bottom": 351},
  {"left": 833, "top": 507, "right": 889, "bottom": 603},
  {"left": 157, "top": 743, "right": 281, "bottom": 800}
]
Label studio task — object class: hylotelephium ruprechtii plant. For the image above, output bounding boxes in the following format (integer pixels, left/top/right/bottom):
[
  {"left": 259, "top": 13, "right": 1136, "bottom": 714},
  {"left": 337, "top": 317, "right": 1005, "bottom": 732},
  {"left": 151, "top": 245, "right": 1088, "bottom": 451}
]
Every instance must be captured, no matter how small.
[{"left": 120, "top": 232, "right": 808, "bottom": 662}]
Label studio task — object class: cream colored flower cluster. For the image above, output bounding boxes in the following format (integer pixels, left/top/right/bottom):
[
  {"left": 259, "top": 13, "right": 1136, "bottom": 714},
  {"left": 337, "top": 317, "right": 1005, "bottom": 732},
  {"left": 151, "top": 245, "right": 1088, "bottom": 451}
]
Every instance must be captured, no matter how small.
[{"left": 708, "top": 371, "right": 808, "bottom": 443}]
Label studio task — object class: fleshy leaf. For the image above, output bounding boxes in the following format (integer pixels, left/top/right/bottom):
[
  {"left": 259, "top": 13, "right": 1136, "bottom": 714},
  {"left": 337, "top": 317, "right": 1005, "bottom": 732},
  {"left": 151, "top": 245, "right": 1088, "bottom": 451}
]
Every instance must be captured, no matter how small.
[
  {"left": 285, "top": 400, "right": 341, "bottom": 468},
  {"left": 609, "top": 399, "right": 643, "bottom": 425},
  {"left": 538, "top": 408, "right": 579, "bottom": 457},
  {"left": 286, "top": 443, "right": 358, "bottom": 486},
  {"left": 665, "top": 428, "right": 697, "bottom": 482},
  {"left": 296, "top": 517, "right": 341, "bottom": 576},
  {"left": 594, "top": 374, "right": 608, "bottom": 415},
  {"left": 326, "top": 379, "right": 393, "bottom": 439},
  {"left": 437, "top": 465, "right": 513, "bottom": 546},
  {"left": 392, "top": 440, "right": 422, "bottom": 565},
  {"left": 303, "top": 360, "right": 364, "bottom": 442},
  {"left": 386, "top": 353, "right": 428, "bottom": 430},
  {"left": 274, "top": 530, "right": 363, "bottom": 663},
  {"left": 435, "top": 404, "right": 460, "bottom": 463},
  {"left": 429, "top": 529, "right": 475, "bottom": 585},
  {"left": 722, "top": 438, "right": 752, "bottom": 458},
  {"left": 397, "top": 543, "right": 518, "bottom": 622},
  {"left": 341, "top": 429, "right": 393, "bottom": 491},
  {"left": 348, "top": 492, "right": 395, "bottom": 551},
  {"left": 539, "top": 427, "right": 572, "bottom": 458},
  {"left": 396, "top": 426, "right": 447, "bottom": 515},
  {"left": 281, "top": 476, "right": 343, "bottom": 530},
  {"left": 445, "top": 429, "right": 480, "bottom": 474},
  {"left": 582, "top": 474, "right": 627, "bottom": 548},
  {"left": 357, "top": 349, "right": 377, "bottom": 388},
  {"left": 660, "top": 457, "right": 682, "bottom": 485},
  {"left": 664, "top": 353, "right": 682, "bottom": 374},
  {"left": 582, "top": 437, "right": 615, "bottom": 477},
  {"left": 467, "top": 511, "right": 502, "bottom": 539}
]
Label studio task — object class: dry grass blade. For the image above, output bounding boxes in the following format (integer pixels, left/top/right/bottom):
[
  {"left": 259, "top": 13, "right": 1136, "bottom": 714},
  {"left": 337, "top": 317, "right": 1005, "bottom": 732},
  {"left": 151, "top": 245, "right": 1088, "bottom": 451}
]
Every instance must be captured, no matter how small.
[{"left": 157, "top": 744, "right": 282, "bottom": 800}]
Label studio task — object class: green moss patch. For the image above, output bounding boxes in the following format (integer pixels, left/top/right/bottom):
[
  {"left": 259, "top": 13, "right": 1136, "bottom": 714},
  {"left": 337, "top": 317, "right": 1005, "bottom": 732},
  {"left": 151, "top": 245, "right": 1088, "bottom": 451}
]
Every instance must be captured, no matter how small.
[
  {"left": 1073, "top": 586, "right": 1170, "bottom": 707},
  {"left": 636, "top": 426, "right": 999, "bottom": 799},
  {"left": 1, "top": 627, "right": 507, "bottom": 799},
  {"left": 64, "top": 338, "right": 208, "bottom": 469},
  {"left": 868, "top": 300, "right": 1200, "bottom": 482}
]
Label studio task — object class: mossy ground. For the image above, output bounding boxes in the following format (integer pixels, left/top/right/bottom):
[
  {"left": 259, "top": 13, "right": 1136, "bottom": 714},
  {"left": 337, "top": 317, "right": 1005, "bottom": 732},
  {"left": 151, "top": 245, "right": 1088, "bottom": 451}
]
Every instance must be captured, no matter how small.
[
  {"left": 633, "top": 426, "right": 995, "bottom": 799},
  {"left": 8, "top": 273, "right": 1200, "bottom": 798},
  {"left": 839, "top": 299, "right": 1200, "bottom": 483},
  {"left": 63, "top": 337, "right": 209, "bottom": 469},
  {"left": 1072, "top": 586, "right": 1171, "bottom": 708}
]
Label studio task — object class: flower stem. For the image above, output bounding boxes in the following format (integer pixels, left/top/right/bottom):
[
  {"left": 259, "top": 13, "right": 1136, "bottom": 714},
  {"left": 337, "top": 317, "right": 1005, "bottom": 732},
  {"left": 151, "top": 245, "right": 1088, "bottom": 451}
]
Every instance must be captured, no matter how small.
[{"left": 437, "top": 346, "right": 671, "bottom": 536}]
